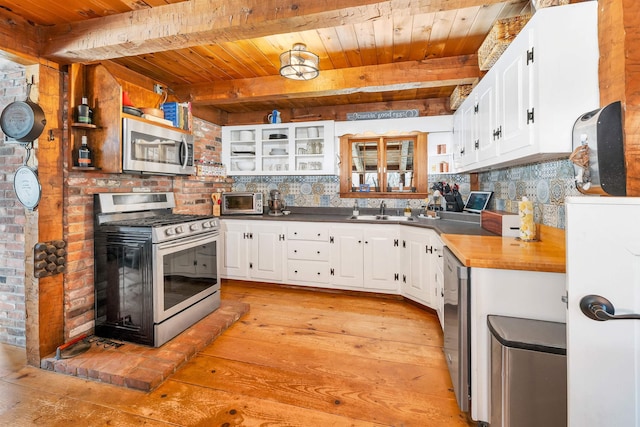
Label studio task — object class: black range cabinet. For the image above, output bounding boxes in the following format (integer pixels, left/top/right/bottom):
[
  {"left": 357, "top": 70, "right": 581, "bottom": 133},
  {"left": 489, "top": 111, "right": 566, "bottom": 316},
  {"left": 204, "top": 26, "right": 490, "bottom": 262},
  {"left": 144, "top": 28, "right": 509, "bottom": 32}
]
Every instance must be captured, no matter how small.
[{"left": 94, "top": 229, "right": 155, "bottom": 346}]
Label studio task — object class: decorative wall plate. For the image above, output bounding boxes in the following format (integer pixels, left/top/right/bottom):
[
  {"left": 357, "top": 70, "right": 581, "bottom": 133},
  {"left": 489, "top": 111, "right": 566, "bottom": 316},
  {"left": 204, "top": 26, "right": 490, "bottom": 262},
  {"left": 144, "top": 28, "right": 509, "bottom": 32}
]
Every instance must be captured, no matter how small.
[{"left": 13, "top": 165, "right": 41, "bottom": 210}]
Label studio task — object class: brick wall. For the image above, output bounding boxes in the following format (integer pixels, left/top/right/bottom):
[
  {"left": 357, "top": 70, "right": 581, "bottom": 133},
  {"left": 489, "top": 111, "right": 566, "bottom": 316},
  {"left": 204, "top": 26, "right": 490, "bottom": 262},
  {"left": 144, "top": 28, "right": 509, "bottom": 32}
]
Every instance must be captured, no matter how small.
[
  {"left": 0, "top": 66, "right": 27, "bottom": 346},
  {"left": 62, "top": 117, "right": 232, "bottom": 340}
]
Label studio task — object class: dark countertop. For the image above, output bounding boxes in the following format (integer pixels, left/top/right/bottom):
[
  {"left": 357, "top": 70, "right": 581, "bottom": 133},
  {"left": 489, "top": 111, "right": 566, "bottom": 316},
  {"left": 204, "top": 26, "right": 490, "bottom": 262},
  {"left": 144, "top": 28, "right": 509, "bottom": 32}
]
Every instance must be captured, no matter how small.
[
  {"left": 220, "top": 207, "right": 496, "bottom": 236},
  {"left": 219, "top": 207, "right": 566, "bottom": 273}
]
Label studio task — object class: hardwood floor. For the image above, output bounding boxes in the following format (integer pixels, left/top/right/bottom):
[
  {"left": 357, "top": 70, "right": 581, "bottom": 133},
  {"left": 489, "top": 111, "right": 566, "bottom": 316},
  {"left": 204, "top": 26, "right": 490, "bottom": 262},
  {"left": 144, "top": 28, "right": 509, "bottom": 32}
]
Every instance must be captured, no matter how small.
[{"left": 0, "top": 280, "right": 474, "bottom": 426}]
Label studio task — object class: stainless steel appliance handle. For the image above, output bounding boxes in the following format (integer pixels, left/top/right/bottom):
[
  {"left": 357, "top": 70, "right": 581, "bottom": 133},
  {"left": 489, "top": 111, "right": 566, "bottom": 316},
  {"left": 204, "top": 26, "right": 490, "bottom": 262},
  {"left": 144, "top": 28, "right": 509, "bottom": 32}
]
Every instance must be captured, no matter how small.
[
  {"left": 580, "top": 294, "right": 640, "bottom": 321},
  {"left": 180, "top": 137, "right": 189, "bottom": 169},
  {"left": 157, "top": 231, "right": 219, "bottom": 251}
]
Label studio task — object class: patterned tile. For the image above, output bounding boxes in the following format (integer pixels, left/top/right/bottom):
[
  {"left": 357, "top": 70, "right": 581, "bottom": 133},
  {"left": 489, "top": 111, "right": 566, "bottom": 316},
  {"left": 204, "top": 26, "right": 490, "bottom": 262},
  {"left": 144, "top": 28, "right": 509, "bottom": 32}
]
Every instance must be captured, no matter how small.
[{"left": 231, "top": 157, "right": 584, "bottom": 228}]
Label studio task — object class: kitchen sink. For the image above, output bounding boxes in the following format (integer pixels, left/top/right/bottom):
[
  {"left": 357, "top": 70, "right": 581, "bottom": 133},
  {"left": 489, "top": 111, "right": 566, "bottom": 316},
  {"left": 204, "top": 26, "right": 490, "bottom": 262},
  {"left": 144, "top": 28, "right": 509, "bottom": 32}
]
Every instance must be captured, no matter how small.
[{"left": 348, "top": 214, "right": 414, "bottom": 222}]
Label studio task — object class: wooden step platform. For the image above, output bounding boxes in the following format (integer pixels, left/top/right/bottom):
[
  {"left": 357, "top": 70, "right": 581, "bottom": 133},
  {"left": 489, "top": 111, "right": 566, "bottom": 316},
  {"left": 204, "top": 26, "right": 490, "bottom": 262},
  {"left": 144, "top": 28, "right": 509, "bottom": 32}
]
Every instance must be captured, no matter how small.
[{"left": 39, "top": 300, "right": 249, "bottom": 391}]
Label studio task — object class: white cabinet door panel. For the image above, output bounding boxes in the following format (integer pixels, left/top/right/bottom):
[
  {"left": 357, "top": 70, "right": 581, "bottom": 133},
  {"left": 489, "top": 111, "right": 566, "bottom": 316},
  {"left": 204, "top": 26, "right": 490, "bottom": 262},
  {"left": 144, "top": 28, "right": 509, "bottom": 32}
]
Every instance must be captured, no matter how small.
[{"left": 330, "top": 226, "right": 364, "bottom": 287}]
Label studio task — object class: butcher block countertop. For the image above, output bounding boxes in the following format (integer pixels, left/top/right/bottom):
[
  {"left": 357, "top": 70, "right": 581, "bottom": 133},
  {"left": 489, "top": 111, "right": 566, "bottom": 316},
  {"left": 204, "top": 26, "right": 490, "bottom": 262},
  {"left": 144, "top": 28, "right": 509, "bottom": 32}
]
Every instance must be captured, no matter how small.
[{"left": 441, "top": 224, "right": 566, "bottom": 273}]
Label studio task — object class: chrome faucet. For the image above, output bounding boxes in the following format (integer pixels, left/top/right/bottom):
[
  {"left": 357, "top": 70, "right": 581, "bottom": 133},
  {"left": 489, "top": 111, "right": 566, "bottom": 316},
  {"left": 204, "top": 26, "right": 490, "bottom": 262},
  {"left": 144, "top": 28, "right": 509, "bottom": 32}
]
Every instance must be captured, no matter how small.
[{"left": 379, "top": 201, "right": 386, "bottom": 215}]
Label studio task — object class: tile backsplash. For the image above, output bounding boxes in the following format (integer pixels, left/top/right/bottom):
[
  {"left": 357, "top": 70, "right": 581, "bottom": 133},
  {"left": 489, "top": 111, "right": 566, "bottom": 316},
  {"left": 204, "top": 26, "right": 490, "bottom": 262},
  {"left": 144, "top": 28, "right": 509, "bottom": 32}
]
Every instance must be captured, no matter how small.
[{"left": 232, "top": 158, "right": 583, "bottom": 229}]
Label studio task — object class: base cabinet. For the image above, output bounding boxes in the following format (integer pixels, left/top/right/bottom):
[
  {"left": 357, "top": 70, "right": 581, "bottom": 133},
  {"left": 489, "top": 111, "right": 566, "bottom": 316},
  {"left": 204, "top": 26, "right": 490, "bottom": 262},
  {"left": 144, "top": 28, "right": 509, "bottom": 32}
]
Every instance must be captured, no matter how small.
[
  {"left": 329, "top": 224, "right": 399, "bottom": 292},
  {"left": 221, "top": 220, "right": 285, "bottom": 282},
  {"left": 400, "top": 228, "right": 444, "bottom": 319},
  {"left": 328, "top": 224, "right": 364, "bottom": 287},
  {"left": 401, "top": 228, "right": 432, "bottom": 306},
  {"left": 286, "top": 222, "right": 331, "bottom": 286},
  {"left": 432, "top": 234, "right": 445, "bottom": 329},
  {"left": 222, "top": 220, "right": 444, "bottom": 303}
]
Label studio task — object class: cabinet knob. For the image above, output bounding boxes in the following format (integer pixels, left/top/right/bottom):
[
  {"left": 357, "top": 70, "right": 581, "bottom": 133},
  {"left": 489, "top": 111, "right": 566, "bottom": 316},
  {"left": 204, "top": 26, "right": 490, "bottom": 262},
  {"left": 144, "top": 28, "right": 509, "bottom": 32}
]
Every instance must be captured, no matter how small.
[{"left": 317, "top": 251, "right": 320, "bottom": 254}]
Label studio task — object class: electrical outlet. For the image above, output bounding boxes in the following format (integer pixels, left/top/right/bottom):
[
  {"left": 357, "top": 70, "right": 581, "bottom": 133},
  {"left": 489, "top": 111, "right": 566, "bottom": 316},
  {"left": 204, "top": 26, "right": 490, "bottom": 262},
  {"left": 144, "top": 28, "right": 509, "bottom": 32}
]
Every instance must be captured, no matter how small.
[{"left": 153, "top": 84, "right": 163, "bottom": 94}]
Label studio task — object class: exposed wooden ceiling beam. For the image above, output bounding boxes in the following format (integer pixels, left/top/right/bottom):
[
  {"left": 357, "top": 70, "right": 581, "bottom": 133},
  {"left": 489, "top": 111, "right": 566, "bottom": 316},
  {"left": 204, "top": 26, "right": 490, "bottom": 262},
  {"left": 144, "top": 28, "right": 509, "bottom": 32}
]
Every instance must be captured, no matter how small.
[
  {"left": 0, "top": 7, "right": 40, "bottom": 62},
  {"left": 176, "top": 54, "right": 480, "bottom": 105},
  {"left": 40, "top": 0, "right": 509, "bottom": 63}
]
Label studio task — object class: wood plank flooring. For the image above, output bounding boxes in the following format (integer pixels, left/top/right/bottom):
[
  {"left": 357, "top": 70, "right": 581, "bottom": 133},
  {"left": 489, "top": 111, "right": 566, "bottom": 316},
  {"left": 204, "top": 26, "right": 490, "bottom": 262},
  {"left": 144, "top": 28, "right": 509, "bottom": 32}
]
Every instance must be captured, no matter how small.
[{"left": 0, "top": 280, "right": 474, "bottom": 426}]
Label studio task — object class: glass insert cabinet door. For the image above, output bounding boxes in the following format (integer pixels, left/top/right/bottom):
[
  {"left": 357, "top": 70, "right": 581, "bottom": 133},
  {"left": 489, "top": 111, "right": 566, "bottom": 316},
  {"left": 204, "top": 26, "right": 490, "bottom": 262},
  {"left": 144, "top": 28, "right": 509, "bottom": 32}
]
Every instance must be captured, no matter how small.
[{"left": 340, "top": 132, "right": 428, "bottom": 197}]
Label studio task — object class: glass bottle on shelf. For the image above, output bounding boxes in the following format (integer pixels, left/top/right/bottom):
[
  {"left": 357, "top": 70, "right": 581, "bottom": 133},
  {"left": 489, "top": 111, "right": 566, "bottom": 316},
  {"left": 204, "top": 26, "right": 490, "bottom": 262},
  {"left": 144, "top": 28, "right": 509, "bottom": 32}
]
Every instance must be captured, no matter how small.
[
  {"left": 77, "top": 135, "right": 93, "bottom": 167},
  {"left": 76, "top": 97, "right": 93, "bottom": 124}
]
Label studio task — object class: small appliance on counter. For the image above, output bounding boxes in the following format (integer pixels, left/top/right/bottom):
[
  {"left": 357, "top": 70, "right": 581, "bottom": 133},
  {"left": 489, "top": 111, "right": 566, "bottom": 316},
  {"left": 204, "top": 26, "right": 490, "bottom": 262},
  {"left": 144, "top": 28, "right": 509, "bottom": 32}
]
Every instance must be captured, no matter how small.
[
  {"left": 570, "top": 100, "right": 626, "bottom": 196},
  {"left": 220, "top": 192, "right": 263, "bottom": 215},
  {"left": 267, "top": 189, "right": 286, "bottom": 216}
]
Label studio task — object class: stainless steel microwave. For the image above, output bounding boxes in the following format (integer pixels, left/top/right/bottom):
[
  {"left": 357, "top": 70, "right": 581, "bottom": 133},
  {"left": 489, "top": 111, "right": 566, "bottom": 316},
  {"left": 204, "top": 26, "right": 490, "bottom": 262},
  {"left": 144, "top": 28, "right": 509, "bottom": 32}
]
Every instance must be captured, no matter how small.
[
  {"left": 221, "top": 192, "right": 263, "bottom": 215},
  {"left": 122, "top": 117, "right": 195, "bottom": 175}
]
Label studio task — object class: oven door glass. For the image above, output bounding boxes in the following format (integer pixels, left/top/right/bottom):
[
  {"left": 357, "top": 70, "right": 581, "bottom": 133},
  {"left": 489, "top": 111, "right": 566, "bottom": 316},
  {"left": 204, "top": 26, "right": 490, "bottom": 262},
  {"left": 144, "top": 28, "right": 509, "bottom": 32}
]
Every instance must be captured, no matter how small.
[{"left": 153, "top": 232, "right": 220, "bottom": 323}]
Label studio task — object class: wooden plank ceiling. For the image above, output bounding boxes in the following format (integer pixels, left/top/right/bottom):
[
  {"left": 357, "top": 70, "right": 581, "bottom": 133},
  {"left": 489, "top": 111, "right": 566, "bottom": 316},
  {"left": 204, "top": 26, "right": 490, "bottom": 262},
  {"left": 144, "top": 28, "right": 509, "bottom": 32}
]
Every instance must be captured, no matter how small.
[{"left": 1, "top": 0, "right": 535, "bottom": 123}]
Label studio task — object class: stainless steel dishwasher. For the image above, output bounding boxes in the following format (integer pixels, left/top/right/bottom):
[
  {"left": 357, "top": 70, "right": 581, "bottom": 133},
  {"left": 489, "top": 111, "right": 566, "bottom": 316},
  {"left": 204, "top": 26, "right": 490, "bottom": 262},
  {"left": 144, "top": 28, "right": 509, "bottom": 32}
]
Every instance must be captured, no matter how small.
[{"left": 443, "top": 246, "right": 470, "bottom": 414}]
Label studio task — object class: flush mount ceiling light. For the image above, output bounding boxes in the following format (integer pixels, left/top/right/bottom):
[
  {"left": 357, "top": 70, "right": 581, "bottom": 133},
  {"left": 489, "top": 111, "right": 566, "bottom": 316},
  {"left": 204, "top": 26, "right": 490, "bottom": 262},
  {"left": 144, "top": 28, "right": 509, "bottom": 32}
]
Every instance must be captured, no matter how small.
[{"left": 279, "top": 43, "right": 319, "bottom": 80}]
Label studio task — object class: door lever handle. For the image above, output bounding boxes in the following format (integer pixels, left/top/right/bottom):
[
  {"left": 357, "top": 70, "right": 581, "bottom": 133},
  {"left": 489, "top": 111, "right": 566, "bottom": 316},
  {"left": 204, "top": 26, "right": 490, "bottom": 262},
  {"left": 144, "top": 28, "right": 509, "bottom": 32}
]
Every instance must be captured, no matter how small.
[{"left": 580, "top": 294, "right": 640, "bottom": 321}]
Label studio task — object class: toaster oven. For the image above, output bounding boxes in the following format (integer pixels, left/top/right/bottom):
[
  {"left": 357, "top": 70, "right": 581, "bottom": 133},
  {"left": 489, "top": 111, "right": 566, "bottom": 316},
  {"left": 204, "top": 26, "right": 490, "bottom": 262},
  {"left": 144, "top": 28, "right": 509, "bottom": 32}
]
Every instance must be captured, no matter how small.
[{"left": 221, "top": 192, "right": 264, "bottom": 215}]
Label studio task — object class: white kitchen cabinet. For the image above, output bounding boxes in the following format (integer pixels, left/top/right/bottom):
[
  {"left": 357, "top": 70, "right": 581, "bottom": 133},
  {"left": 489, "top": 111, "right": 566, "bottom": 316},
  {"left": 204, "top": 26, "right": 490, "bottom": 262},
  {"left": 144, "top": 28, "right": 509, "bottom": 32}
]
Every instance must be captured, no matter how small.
[
  {"left": 222, "top": 120, "right": 335, "bottom": 175},
  {"left": 329, "top": 223, "right": 399, "bottom": 292},
  {"left": 400, "top": 227, "right": 431, "bottom": 306},
  {"left": 328, "top": 224, "right": 364, "bottom": 288},
  {"left": 453, "top": 2, "right": 599, "bottom": 172},
  {"left": 456, "top": 93, "right": 478, "bottom": 168},
  {"left": 431, "top": 234, "right": 445, "bottom": 329},
  {"left": 457, "top": 76, "right": 498, "bottom": 169},
  {"left": 220, "top": 220, "right": 285, "bottom": 281},
  {"left": 286, "top": 222, "right": 331, "bottom": 286},
  {"left": 400, "top": 227, "right": 443, "bottom": 315},
  {"left": 362, "top": 225, "right": 399, "bottom": 292}
]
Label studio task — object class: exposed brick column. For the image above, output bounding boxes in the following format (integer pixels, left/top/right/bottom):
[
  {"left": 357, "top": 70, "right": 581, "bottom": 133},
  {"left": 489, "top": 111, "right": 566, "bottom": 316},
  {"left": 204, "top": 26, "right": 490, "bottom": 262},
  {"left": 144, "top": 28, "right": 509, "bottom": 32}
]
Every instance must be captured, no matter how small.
[{"left": 0, "top": 66, "right": 27, "bottom": 346}]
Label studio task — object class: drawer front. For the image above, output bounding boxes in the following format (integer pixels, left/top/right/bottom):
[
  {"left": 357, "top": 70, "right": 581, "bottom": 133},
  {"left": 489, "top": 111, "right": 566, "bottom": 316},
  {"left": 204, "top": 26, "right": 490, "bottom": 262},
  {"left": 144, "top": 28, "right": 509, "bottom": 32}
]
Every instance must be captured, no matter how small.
[
  {"left": 287, "top": 260, "right": 330, "bottom": 284},
  {"left": 287, "top": 226, "right": 328, "bottom": 241},
  {"left": 287, "top": 241, "right": 330, "bottom": 261}
]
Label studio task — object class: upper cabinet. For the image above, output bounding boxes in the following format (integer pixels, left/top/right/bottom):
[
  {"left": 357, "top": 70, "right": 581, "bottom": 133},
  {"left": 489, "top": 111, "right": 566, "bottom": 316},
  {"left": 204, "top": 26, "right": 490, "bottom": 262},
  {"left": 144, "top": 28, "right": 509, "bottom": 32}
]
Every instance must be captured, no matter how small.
[
  {"left": 339, "top": 132, "right": 428, "bottom": 198},
  {"left": 452, "top": 2, "right": 599, "bottom": 172},
  {"left": 222, "top": 121, "right": 335, "bottom": 175}
]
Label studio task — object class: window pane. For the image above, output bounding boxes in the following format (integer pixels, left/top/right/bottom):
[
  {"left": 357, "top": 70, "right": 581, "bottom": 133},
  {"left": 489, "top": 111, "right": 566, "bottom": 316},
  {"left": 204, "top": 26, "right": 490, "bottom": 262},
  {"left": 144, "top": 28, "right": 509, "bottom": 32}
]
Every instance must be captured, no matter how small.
[
  {"left": 351, "top": 141, "right": 379, "bottom": 192},
  {"left": 384, "top": 138, "right": 414, "bottom": 192}
]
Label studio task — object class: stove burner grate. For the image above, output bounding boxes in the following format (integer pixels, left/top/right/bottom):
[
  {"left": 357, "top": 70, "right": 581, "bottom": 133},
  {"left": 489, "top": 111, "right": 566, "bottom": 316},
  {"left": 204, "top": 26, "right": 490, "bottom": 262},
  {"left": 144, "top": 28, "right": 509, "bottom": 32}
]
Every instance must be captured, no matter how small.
[{"left": 103, "top": 214, "right": 214, "bottom": 228}]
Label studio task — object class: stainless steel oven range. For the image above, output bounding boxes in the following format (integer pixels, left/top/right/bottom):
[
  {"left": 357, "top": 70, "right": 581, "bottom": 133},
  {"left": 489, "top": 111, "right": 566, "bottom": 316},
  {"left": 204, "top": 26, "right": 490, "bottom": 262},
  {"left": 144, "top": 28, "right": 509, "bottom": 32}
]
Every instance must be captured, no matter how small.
[{"left": 93, "top": 192, "right": 221, "bottom": 347}]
